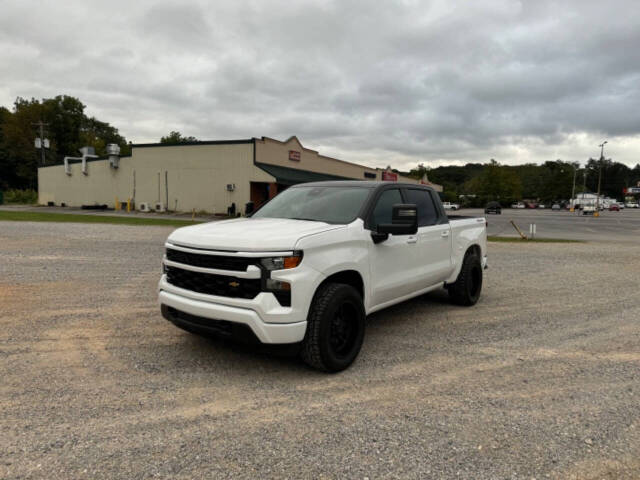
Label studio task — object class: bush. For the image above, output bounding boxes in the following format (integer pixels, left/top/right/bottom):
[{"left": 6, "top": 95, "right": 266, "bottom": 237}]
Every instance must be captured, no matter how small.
[{"left": 3, "top": 189, "right": 38, "bottom": 204}]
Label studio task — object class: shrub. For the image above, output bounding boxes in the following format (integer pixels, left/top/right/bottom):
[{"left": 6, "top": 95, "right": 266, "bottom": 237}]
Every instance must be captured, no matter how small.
[{"left": 3, "top": 189, "right": 38, "bottom": 204}]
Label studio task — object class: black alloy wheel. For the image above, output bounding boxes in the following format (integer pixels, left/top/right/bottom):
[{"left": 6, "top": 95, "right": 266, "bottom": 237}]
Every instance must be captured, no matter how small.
[{"left": 301, "top": 283, "right": 366, "bottom": 372}]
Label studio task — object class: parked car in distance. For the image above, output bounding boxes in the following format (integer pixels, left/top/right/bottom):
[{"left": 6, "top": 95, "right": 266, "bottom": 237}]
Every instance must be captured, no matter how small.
[
  {"left": 511, "top": 202, "right": 526, "bottom": 209},
  {"left": 582, "top": 205, "right": 596, "bottom": 215},
  {"left": 485, "top": 201, "right": 502, "bottom": 214},
  {"left": 625, "top": 201, "right": 639, "bottom": 208},
  {"left": 609, "top": 204, "right": 621, "bottom": 211},
  {"left": 551, "top": 203, "right": 561, "bottom": 210},
  {"left": 538, "top": 204, "right": 546, "bottom": 209},
  {"left": 442, "top": 201, "right": 460, "bottom": 210}
]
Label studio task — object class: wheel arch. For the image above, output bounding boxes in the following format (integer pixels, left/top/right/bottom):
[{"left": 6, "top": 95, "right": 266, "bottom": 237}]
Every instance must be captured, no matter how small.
[
  {"left": 446, "top": 243, "right": 483, "bottom": 285},
  {"left": 316, "top": 269, "right": 365, "bottom": 302},
  {"left": 465, "top": 244, "right": 482, "bottom": 259}
]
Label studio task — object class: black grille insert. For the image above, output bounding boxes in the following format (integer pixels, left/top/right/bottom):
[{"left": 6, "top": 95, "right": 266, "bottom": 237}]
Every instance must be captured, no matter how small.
[
  {"left": 167, "top": 307, "right": 233, "bottom": 336},
  {"left": 165, "top": 266, "right": 261, "bottom": 299},
  {"left": 166, "top": 248, "right": 256, "bottom": 271}
]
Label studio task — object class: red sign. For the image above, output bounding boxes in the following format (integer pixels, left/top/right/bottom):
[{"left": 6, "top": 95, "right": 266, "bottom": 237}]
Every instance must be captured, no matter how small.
[
  {"left": 288, "top": 150, "right": 301, "bottom": 162},
  {"left": 382, "top": 171, "right": 398, "bottom": 182}
]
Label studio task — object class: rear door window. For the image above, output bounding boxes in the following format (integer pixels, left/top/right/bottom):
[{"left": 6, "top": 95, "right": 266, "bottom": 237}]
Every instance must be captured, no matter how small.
[{"left": 405, "top": 189, "right": 438, "bottom": 227}]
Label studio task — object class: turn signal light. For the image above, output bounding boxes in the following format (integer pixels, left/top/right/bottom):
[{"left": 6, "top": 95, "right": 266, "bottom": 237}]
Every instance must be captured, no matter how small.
[{"left": 283, "top": 256, "right": 302, "bottom": 269}]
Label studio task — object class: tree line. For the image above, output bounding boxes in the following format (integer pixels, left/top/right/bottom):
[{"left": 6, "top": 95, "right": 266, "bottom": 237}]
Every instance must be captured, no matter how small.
[
  {"left": 410, "top": 158, "right": 640, "bottom": 206},
  {"left": 0, "top": 95, "right": 130, "bottom": 189},
  {"left": 2, "top": 94, "right": 639, "bottom": 202}
]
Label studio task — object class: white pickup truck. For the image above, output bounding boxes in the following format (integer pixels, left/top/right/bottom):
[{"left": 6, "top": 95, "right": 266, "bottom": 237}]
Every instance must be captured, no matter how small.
[{"left": 159, "top": 181, "right": 487, "bottom": 372}]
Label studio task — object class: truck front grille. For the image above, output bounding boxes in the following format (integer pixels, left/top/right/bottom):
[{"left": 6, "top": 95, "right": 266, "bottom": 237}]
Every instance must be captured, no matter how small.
[
  {"left": 165, "top": 266, "right": 261, "bottom": 299},
  {"left": 165, "top": 248, "right": 256, "bottom": 272}
]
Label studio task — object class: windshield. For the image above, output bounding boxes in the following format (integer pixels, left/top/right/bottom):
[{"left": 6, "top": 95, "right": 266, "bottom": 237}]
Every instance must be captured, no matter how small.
[{"left": 252, "top": 186, "right": 371, "bottom": 224}]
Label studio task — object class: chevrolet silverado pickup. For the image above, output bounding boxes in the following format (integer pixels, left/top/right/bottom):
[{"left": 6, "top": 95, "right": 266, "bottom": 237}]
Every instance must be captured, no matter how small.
[{"left": 159, "top": 181, "right": 487, "bottom": 372}]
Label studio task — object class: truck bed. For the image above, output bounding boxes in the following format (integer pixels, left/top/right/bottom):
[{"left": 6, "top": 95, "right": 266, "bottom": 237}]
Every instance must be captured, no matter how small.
[{"left": 447, "top": 214, "right": 485, "bottom": 221}]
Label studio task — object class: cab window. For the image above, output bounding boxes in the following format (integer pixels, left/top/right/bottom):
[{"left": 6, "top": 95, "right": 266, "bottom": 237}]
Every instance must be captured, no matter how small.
[
  {"left": 404, "top": 189, "right": 438, "bottom": 226},
  {"left": 371, "top": 188, "right": 402, "bottom": 229}
]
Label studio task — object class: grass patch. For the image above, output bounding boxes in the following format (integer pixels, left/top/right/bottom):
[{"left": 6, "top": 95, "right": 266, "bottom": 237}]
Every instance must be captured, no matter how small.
[
  {"left": 0, "top": 210, "right": 203, "bottom": 227},
  {"left": 488, "top": 235, "right": 583, "bottom": 243}
]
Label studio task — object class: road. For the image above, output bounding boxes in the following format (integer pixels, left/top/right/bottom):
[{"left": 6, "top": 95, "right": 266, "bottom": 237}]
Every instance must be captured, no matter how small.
[
  {"left": 457, "top": 207, "right": 640, "bottom": 243},
  {"left": 1, "top": 221, "right": 639, "bottom": 479}
]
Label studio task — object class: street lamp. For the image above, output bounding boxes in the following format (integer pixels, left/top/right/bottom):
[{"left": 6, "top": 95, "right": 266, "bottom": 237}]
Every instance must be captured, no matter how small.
[{"left": 599, "top": 141, "right": 608, "bottom": 159}]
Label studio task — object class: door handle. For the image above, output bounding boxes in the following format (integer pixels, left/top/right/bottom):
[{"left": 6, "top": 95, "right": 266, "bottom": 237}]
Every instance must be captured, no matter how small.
[
  {"left": 441, "top": 230, "right": 450, "bottom": 237},
  {"left": 407, "top": 236, "right": 417, "bottom": 244}
]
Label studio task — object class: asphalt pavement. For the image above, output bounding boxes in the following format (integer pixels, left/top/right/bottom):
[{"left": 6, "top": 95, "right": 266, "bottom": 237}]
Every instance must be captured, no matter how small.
[{"left": 458, "top": 207, "right": 640, "bottom": 243}]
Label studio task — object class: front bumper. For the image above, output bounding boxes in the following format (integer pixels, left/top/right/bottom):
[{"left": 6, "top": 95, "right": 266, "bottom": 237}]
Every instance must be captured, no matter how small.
[
  {"left": 159, "top": 289, "right": 307, "bottom": 344},
  {"left": 157, "top": 260, "right": 325, "bottom": 344}
]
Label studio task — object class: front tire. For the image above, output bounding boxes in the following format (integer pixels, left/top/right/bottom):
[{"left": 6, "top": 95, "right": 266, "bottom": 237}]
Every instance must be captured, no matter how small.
[
  {"left": 448, "top": 252, "right": 483, "bottom": 306},
  {"left": 301, "top": 283, "right": 365, "bottom": 372}
]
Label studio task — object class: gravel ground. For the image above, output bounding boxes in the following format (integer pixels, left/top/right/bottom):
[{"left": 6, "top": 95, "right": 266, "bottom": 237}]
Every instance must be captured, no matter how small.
[{"left": 1, "top": 221, "right": 639, "bottom": 479}]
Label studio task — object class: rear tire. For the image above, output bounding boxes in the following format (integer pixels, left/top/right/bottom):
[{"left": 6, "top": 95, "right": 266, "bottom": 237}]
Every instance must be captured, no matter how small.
[
  {"left": 448, "top": 252, "right": 483, "bottom": 306},
  {"left": 300, "top": 283, "right": 365, "bottom": 372}
]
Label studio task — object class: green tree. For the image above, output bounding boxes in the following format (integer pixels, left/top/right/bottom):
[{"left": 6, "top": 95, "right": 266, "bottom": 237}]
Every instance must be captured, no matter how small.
[
  {"left": 1, "top": 98, "right": 43, "bottom": 189},
  {"left": 160, "top": 131, "right": 198, "bottom": 144},
  {"left": 631, "top": 164, "right": 640, "bottom": 187},
  {"left": 0, "top": 106, "right": 13, "bottom": 188},
  {"left": 418, "top": 163, "right": 484, "bottom": 202},
  {"left": 0, "top": 95, "right": 129, "bottom": 189},
  {"left": 583, "top": 158, "right": 631, "bottom": 199},
  {"left": 466, "top": 159, "right": 522, "bottom": 205}
]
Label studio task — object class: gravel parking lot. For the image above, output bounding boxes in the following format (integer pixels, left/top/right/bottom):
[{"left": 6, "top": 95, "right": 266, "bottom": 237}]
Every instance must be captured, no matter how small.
[{"left": 1, "top": 219, "right": 639, "bottom": 479}]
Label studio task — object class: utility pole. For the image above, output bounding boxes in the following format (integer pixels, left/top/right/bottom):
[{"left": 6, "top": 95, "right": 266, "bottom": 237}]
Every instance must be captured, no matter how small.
[
  {"left": 32, "top": 120, "right": 50, "bottom": 166},
  {"left": 580, "top": 168, "right": 587, "bottom": 210},
  {"left": 570, "top": 162, "right": 579, "bottom": 212},
  {"left": 595, "top": 141, "right": 607, "bottom": 215}
]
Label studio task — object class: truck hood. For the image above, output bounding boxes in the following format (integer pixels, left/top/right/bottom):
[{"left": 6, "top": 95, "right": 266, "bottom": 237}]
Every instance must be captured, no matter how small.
[{"left": 167, "top": 217, "right": 345, "bottom": 251}]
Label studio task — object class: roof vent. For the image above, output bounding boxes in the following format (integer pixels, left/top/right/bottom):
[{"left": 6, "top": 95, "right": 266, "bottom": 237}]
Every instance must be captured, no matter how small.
[{"left": 106, "top": 144, "right": 121, "bottom": 155}]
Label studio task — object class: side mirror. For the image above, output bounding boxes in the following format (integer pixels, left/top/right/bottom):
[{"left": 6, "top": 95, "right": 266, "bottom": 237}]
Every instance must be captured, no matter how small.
[{"left": 372, "top": 204, "right": 418, "bottom": 243}]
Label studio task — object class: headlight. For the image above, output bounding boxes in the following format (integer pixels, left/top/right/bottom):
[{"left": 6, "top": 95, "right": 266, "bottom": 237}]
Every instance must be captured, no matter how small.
[{"left": 260, "top": 252, "right": 302, "bottom": 271}]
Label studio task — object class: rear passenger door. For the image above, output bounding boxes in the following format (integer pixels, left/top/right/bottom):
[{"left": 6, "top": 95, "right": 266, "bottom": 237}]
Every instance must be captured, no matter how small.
[{"left": 403, "top": 188, "right": 453, "bottom": 287}]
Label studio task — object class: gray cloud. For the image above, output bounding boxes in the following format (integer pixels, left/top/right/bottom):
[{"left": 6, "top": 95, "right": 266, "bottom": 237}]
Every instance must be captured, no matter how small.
[{"left": 1, "top": 0, "right": 640, "bottom": 169}]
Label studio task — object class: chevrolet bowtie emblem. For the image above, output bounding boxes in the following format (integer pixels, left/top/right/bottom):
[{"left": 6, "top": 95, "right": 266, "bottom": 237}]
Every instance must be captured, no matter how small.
[{"left": 229, "top": 281, "right": 240, "bottom": 288}]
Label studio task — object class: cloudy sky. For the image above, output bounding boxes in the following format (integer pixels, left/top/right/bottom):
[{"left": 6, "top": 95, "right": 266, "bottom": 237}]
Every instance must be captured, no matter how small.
[{"left": 2, "top": 0, "right": 640, "bottom": 169}]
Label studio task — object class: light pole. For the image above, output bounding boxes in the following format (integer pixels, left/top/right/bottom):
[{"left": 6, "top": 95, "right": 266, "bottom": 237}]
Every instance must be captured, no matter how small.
[
  {"left": 595, "top": 141, "right": 607, "bottom": 216},
  {"left": 599, "top": 141, "right": 607, "bottom": 160},
  {"left": 569, "top": 162, "right": 579, "bottom": 212}
]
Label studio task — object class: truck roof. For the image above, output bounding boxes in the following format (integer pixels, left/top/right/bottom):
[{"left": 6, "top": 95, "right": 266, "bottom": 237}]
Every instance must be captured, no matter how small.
[{"left": 292, "top": 180, "right": 435, "bottom": 191}]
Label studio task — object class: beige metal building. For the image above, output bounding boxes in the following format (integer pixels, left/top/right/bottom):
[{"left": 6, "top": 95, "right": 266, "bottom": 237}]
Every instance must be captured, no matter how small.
[{"left": 38, "top": 136, "right": 442, "bottom": 214}]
